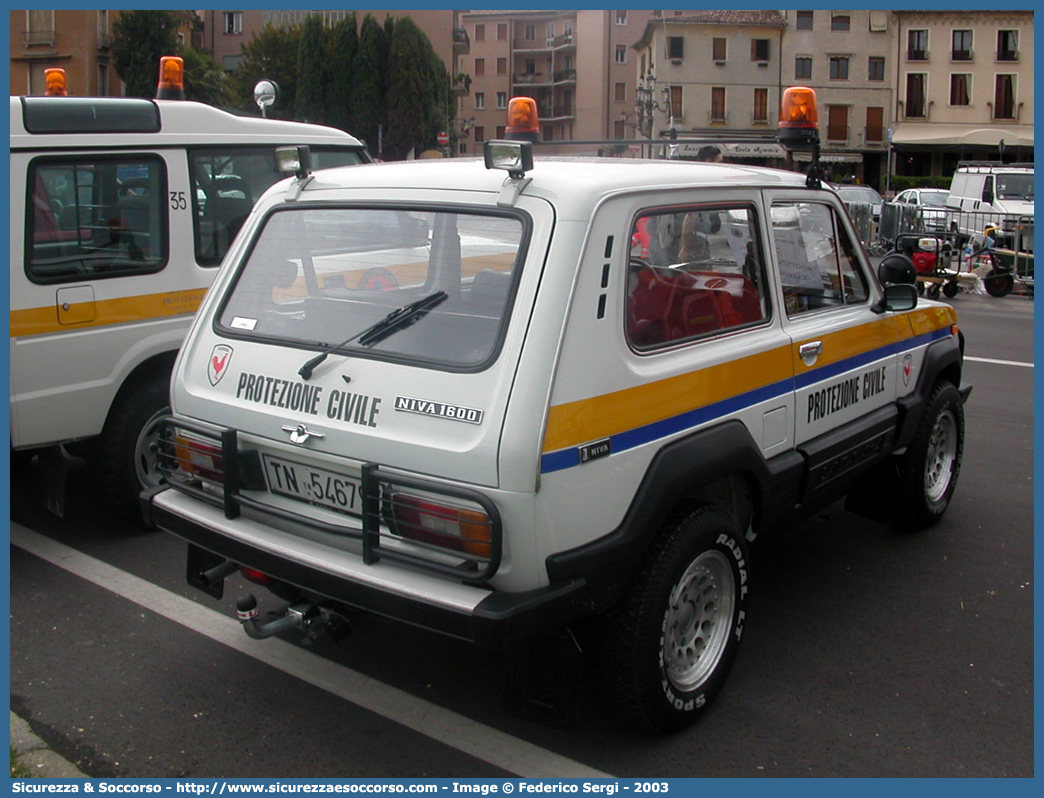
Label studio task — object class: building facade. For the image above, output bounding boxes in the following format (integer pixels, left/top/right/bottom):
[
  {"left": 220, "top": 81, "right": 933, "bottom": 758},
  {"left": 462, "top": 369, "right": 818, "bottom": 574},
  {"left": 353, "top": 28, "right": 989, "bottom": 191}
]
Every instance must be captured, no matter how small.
[
  {"left": 9, "top": 10, "right": 199, "bottom": 98},
  {"left": 632, "top": 11, "right": 786, "bottom": 145},
  {"left": 458, "top": 9, "right": 655, "bottom": 155},
  {"left": 11, "top": 9, "right": 1034, "bottom": 182},
  {"left": 779, "top": 9, "right": 893, "bottom": 187},
  {"left": 891, "top": 10, "right": 1034, "bottom": 178},
  {"left": 10, "top": 9, "right": 122, "bottom": 97}
]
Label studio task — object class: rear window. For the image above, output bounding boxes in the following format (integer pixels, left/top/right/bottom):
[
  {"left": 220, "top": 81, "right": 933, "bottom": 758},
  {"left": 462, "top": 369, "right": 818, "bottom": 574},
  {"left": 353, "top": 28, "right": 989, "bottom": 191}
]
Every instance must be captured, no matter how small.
[{"left": 217, "top": 206, "right": 526, "bottom": 370}]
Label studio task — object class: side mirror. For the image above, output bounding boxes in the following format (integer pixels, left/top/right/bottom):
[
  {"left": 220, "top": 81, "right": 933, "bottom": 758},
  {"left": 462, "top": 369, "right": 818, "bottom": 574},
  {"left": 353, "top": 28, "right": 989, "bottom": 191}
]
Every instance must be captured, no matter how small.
[{"left": 881, "top": 283, "right": 918, "bottom": 312}]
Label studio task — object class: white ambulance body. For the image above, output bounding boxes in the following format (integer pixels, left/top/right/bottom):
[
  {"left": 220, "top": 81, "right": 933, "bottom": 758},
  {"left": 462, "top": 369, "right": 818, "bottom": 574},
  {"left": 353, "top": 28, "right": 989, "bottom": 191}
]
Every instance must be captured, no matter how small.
[{"left": 10, "top": 91, "right": 369, "bottom": 515}]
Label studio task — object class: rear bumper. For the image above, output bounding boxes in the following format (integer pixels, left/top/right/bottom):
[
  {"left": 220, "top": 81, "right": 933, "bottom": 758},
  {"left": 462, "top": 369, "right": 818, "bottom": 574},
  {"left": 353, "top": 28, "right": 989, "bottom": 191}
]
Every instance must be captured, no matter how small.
[{"left": 146, "top": 488, "right": 586, "bottom": 648}]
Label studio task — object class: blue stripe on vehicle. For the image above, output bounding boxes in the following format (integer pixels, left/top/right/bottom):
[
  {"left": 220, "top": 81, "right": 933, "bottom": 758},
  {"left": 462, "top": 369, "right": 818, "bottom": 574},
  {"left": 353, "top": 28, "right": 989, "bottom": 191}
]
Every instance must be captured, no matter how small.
[{"left": 540, "top": 326, "right": 952, "bottom": 475}]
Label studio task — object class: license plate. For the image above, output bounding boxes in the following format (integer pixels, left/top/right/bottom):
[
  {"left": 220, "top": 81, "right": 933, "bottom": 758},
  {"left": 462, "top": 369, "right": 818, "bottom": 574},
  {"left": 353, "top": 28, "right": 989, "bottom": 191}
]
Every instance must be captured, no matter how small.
[{"left": 262, "top": 454, "right": 361, "bottom": 516}]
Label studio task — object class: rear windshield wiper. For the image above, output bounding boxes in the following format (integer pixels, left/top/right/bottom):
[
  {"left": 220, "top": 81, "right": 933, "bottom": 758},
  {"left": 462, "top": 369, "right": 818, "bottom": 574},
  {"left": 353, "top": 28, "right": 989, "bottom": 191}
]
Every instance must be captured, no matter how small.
[{"left": 298, "top": 290, "right": 448, "bottom": 379}]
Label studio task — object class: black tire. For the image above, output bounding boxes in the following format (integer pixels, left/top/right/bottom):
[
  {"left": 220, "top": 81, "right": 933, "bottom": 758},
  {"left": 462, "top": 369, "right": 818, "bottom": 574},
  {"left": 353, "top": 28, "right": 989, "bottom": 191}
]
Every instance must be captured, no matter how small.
[
  {"left": 927, "top": 283, "right": 941, "bottom": 300},
  {"left": 916, "top": 281, "right": 926, "bottom": 296},
  {"left": 95, "top": 375, "right": 171, "bottom": 520},
  {"left": 942, "top": 280, "right": 959, "bottom": 298},
  {"left": 601, "top": 505, "right": 750, "bottom": 733},
  {"left": 984, "top": 269, "right": 1015, "bottom": 298},
  {"left": 896, "top": 381, "right": 964, "bottom": 529}
]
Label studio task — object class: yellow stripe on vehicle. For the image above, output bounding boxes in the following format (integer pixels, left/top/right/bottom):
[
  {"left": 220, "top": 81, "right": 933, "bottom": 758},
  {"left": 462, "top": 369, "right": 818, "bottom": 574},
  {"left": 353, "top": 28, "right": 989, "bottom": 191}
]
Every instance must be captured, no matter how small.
[
  {"left": 542, "top": 308, "right": 957, "bottom": 469},
  {"left": 10, "top": 287, "right": 208, "bottom": 337}
]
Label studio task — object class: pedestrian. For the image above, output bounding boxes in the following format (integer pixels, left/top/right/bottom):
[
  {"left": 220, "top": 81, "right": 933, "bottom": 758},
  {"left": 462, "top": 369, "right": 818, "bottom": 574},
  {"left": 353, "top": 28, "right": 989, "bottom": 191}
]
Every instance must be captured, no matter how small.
[
  {"left": 679, "top": 145, "right": 724, "bottom": 260},
  {"left": 696, "top": 145, "right": 723, "bottom": 163}
]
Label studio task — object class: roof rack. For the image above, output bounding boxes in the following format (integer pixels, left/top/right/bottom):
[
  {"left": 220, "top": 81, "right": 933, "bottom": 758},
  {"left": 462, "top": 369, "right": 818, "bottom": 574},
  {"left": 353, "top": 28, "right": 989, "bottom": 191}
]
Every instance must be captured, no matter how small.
[{"left": 956, "top": 160, "right": 1034, "bottom": 171}]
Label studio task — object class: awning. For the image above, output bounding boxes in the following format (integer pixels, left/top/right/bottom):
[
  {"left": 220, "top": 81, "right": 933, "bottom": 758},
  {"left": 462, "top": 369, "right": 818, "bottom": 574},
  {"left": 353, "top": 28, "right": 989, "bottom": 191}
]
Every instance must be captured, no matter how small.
[
  {"left": 670, "top": 141, "right": 785, "bottom": 159},
  {"left": 891, "top": 123, "right": 1034, "bottom": 148},
  {"left": 792, "top": 151, "right": 863, "bottom": 163}
]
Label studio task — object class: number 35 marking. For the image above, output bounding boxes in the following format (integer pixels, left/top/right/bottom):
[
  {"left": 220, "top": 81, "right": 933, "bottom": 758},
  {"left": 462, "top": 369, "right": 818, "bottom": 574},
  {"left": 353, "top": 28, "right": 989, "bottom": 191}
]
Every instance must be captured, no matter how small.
[{"left": 169, "top": 190, "right": 188, "bottom": 210}]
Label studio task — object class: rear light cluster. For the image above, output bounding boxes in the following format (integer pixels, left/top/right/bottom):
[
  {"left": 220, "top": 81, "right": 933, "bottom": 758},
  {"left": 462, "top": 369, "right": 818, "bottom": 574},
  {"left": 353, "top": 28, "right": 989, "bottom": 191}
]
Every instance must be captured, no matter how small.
[
  {"left": 387, "top": 493, "right": 493, "bottom": 560},
  {"left": 156, "top": 426, "right": 227, "bottom": 493},
  {"left": 172, "top": 433, "right": 224, "bottom": 483}
]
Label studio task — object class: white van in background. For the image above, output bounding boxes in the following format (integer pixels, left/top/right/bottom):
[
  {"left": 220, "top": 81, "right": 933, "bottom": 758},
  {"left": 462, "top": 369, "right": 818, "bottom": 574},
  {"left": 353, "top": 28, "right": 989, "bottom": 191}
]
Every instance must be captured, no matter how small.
[
  {"left": 947, "top": 161, "right": 1034, "bottom": 248},
  {"left": 10, "top": 60, "right": 370, "bottom": 517}
]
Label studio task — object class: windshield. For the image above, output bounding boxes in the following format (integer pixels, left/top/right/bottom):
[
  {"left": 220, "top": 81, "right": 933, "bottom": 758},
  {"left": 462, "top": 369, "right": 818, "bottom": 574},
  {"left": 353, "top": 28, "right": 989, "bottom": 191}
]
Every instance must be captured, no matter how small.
[
  {"left": 995, "top": 173, "right": 1034, "bottom": 201},
  {"left": 217, "top": 207, "right": 525, "bottom": 369}
]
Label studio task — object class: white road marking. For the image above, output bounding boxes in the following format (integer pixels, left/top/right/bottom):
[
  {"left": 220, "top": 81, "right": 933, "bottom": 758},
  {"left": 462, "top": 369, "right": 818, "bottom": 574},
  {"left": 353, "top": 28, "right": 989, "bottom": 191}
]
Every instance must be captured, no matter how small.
[
  {"left": 11, "top": 523, "right": 612, "bottom": 778},
  {"left": 964, "top": 355, "right": 1033, "bottom": 368}
]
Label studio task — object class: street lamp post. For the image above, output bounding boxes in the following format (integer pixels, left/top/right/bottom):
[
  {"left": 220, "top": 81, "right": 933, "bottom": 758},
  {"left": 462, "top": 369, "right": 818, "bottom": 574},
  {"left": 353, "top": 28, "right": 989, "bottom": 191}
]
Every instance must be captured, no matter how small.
[{"left": 635, "top": 71, "right": 673, "bottom": 158}]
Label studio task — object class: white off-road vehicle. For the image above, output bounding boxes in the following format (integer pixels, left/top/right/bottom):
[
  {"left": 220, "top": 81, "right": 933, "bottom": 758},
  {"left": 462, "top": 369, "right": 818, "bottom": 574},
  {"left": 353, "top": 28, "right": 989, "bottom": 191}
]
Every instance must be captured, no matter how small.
[{"left": 144, "top": 91, "right": 971, "bottom": 732}]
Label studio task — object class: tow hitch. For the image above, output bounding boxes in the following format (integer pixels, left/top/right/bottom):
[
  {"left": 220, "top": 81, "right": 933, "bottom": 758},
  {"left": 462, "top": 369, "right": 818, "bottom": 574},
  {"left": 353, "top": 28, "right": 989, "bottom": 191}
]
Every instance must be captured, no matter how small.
[{"left": 235, "top": 593, "right": 351, "bottom": 644}]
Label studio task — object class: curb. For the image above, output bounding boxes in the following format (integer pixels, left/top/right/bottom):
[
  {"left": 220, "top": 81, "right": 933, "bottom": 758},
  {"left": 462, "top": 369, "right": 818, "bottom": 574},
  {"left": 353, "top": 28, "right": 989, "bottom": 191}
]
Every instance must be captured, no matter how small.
[{"left": 10, "top": 711, "right": 89, "bottom": 779}]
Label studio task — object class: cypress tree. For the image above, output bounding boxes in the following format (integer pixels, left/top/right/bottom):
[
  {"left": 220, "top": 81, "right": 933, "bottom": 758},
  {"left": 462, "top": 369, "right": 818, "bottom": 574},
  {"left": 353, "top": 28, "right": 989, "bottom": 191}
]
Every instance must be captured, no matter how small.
[
  {"left": 326, "top": 13, "right": 358, "bottom": 134},
  {"left": 385, "top": 17, "right": 434, "bottom": 159},
  {"left": 351, "top": 14, "right": 390, "bottom": 157},
  {"left": 295, "top": 14, "right": 326, "bottom": 124}
]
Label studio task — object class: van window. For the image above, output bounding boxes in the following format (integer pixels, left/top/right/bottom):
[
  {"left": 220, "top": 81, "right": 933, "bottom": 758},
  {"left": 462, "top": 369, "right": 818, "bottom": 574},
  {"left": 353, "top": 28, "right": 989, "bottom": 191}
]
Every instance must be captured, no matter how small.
[
  {"left": 190, "top": 147, "right": 367, "bottom": 267},
  {"left": 770, "top": 202, "right": 868, "bottom": 315},
  {"left": 27, "top": 155, "right": 168, "bottom": 283},
  {"left": 627, "top": 204, "right": 770, "bottom": 349},
  {"left": 995, "top": 173, "right": 1033, "bottom": 201},
  {"left": 216, "top": 206, "right": 525, "bottom": 369}
]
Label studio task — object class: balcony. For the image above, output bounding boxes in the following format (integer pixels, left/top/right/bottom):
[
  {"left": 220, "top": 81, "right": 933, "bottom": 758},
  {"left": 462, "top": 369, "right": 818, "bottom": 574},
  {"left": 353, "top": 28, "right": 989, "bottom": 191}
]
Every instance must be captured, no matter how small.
[
  {"left": 452, "top": 74, "right": 471, "bottom": 96},
  {"left": 997, "top": 49, "right": 1019, "bottom": 62},
  {"left": 97, "top": 32, "right": 112, "bottom": 50},
  {"left": 951, "top": 48, "right": 972, "bottom": 61},
  {"left": 25, "top": 29, "right": 55, "bottom": 47},
  {"left": 547, "top": 32, "right": 575, "bottom": 49},
  {"left": 552, "top": 68, "right": 576, "bottom": 83},
  {"left": 513, "top": 73, "right": 549, "bottom": 87},
  {"left": 513, "top": 37, "right": 551, "bottom": 52},
  {"left": 453, "top": 28, "right": 470, "bottom": 55},
  {"left": 906, "top": 49, "right": 929, "bottom": 61}
]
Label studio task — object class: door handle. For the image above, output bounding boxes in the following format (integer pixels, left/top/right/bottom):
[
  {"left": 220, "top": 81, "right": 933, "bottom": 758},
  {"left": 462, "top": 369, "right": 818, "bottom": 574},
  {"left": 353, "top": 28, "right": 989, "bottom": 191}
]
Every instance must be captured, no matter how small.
[
  {"left": 799, "top": 341, "right": 822, "bottom": 365},
  {"left": 799, "top": 341, "right": 822, "bottom": 357}
]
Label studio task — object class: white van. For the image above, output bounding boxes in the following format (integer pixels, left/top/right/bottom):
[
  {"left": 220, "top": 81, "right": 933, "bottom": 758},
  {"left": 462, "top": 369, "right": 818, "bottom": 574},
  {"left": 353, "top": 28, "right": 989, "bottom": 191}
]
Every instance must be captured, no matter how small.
[
  {"left": 947, "top": 161, "right": 1034, "bottom": 248},
  {"left": 10, "top": 64, "right": 370, "bottom": 516}
]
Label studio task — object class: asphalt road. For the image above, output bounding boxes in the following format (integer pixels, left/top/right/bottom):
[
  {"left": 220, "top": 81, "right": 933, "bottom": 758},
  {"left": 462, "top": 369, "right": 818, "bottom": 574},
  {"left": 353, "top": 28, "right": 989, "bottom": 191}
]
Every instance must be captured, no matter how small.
[{"left": 8, "top": 291, "right": 1034, "bottom": 779}]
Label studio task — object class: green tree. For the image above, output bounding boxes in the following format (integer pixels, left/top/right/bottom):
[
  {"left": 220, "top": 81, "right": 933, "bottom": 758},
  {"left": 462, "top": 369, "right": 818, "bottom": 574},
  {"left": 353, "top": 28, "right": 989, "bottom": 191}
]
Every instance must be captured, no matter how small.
[
  {"left": 351, "top": 14, "right": 391, "bottom": 155},
  {"left": 180, "top": 48, "right": 231, "bottom": 107},
  {"left": 326, "top": 13, "right": 358, "bottom": 134},
  {"left": 111, "top": 10, "right": 182, "bottom": 98},
  {"left": 385, "top": 17, "right": 441, "bottom": 159},
  {"left": 227, "top": 24, "right": 302, "bottom": 119},
  {"left": 295, "top": 14, "right": 327, "bottom": 124}
]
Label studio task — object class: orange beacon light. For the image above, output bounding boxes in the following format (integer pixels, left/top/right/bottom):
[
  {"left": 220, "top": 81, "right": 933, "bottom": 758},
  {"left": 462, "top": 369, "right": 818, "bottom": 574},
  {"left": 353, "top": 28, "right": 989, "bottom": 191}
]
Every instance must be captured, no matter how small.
[
  {"left": 777, "top": 86, "right": 820, "bottom": 150},
  {"left": 505, "top": 97, "right": 540, "bottom": 143},
  {"left": 156, "top": 56, "right": 186, "bottom": 101},
  {"left": 44, "top": 68, "right": 68, "bottom": 96}
]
